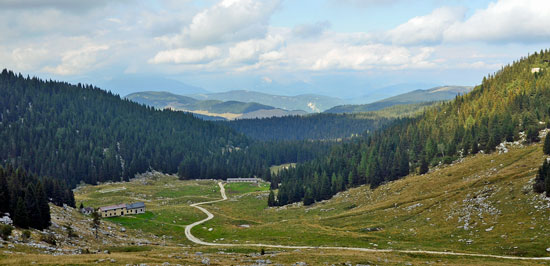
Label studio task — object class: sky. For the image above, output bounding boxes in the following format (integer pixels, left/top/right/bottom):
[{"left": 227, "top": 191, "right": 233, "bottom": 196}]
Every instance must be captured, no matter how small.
[{"left": 1, "top": 0, "right": 550, "bottom": 98}]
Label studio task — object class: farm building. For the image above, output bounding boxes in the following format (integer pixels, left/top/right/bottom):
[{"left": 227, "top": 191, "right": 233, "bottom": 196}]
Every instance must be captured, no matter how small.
[
  {"left": 98, "top": 202, "right": 146, "bottom": 217},
  {"left": 126, "top": 202, "right": 146, "bottom": 214},
  {"left": 99, "top": 203, "right": 127, "bottom": 217},
  {"left": 80, "top": 207, "right": 94, "bottom": 215},
  {"left": 226, "top": 177, "right": 260, "bottom": 183}
]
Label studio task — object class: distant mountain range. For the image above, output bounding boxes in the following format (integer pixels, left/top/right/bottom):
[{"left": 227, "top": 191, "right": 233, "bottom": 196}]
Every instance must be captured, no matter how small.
[
  {"left": 189, "top": 90, "right": 346, "bottom": 113},
  {"left": 325, "top": 86, "right": 473, "bottom": 114},
  {"left": 125, "top": 91, "right": 306, "bottom": 120},
  {"left": 99, "top": 75, "right": 209, "bottom": 96}
]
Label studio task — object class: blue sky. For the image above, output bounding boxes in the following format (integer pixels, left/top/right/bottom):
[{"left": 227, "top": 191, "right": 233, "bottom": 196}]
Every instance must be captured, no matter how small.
[{"left": 1, "top": 0, "right": 549, "bottom": 98}]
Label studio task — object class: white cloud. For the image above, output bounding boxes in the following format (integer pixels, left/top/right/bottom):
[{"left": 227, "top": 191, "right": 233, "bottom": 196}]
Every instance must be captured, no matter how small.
[
  {"left": 444, "top": 0, "right": 550, "bottom": 43},
  {"left": 228, "top": 34, "right": 284, "bottom": 63},
  {"left": 160, "top": 0, "right": 281, "bottom": 47},
  {"left": 11, "top": 47, "right": 50, "bottom": 70},
  {"left": 311, "top": 44, "right": 434, "bottom": 71},
  {"left": 386, "top": 7, "right": 465, "bottom": 45},
  {"left": 43, "top": 45, "right": 109, "bottom": 75},
  {"left": 150, "top": 46, "right": 222, "bottom": 64}
]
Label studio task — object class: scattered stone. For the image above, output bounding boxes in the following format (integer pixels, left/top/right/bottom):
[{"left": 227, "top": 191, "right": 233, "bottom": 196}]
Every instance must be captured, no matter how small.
[
  {"left": 110, "top": 259, "right": 116, "bottom": 263},
  {"left": 239, "top": 224, "right": 250, "bottom": 228},
  {"left": 120, "top": 227, "right": 126, "bottom": 232},
  {"left": 208, "top": 228, "right": 213, "bottom": 232},
  {"left": 485, "top": 226, "right": 494, "bottom": 232},
  {"left": 293, "top": 262, "right": 307, "bottom": 266},
  {"left": 201, "top": 257, "right": 210, "bottom": 265},
  {"left": 546, "top": 248, "right": 550, "bottom": 252}
]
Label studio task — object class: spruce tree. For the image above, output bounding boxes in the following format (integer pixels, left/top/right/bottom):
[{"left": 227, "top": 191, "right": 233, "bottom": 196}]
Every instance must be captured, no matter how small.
[
  {"left": 36, "top": 183, "right": 51, "bottom": 230},
  {"left": 544, "top": 134, "right": 550, "bottom": 155},
  {"left": 419, "top": 157, "right": 429, "bottom": 175},
  {"left": 267, "top": 190, "right": 276, "bottom": 207},
  {"left": 303, "top": 188, "right": 314, "bottom": 206},
  {"left": 13, "top": 197, "right": 28, "bottom": 228}
]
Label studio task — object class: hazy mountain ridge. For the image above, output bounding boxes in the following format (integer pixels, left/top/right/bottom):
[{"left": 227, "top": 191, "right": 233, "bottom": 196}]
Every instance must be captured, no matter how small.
[
  {"left": 127, "top": 91, "right": 309, "bottom": 120},
  {"left": 326, "top": 85, "right": 473, "bottom": 114},
  {"left": 190, "top": 90, "right": 346, "bottom": 112}
]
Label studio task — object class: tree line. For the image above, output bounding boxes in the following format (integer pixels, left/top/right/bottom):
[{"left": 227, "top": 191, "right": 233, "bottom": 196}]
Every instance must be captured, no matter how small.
[
  {"left": 224, "top": 113, "right": 391, "bottom": 141},
  {"left": 0, "top": 165, "right": 74, "bottom": 230},
  {"left": 269, "top": 50, "right": 550, "bottom": 206}
]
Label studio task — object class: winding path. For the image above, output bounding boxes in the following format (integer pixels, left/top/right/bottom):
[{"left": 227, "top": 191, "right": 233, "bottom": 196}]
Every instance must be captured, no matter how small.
[{"left": 185, "top": 181, "right": 550, "bottom": 261}]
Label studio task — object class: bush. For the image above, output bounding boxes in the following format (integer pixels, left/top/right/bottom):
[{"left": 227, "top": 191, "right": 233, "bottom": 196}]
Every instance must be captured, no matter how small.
[
  {"left": 40, "top": 232, "right": 56, "bottom": 246},
  {"left": 0, "top": 224, "right": 13, "bottom": 240},
  {"left": 22, "top": 230, "right": 31, "bottom": 242}
]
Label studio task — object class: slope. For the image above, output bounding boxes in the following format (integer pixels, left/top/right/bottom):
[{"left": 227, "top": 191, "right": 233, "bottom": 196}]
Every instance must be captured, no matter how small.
[
  {"left": 126, "top": 91, "right": 305, "bottom": 120},
  {"left": 0, "top": 69, "right": 254, "bottom": 187},
  {"left": 326, "top": 86, "right": 472, "bottom": 113},
  {"left": 272, "top": 50, "right": 550, "bottom": 206},
  {"left": 190, "top": 90, "right": 346, "bottom": 112}
]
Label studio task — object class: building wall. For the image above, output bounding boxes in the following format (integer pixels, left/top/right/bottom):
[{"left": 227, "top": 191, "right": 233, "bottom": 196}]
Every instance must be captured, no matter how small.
[{"left": 101, "top": 207, "right": 127, "bottom": 217}]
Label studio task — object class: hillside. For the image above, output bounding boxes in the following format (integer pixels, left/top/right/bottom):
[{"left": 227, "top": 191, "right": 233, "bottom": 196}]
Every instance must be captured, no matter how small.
[
  {"left": 326, "top": 86, "right": 472, "bottom": 113},
  {"left": 0, "top": 70, "right": 268, "bottom": 187},
  {"left": 225, "top": 113, "right": 391, "bottom": 141},
  {"left": 272, "top": 50, "right": 550, "bottom": 206},
  {"left": 126, "top": 91, "right": 306, "bottom": 120},
  {"left": 190, "top": 90, "right": 346, "bottom": 112},
  {"left": 225, "top": 102, "right": 438, "bottom": 141}
]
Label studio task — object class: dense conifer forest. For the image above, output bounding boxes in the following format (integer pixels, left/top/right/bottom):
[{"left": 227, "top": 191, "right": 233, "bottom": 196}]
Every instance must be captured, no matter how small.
[
  {"left": 0, "top": 165, "right": 74, "bottom": 229},
  {"left": 0, "top": 69, "right": 334, "bottom": 188},
  {"left": 270, "top": 50, "right": 550, "bottom": 206},
  {"left": 224, "top": 113, "right": 391, "bottom": 141}
]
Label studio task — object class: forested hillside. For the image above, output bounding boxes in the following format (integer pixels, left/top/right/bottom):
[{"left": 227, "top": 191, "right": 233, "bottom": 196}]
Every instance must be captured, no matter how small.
[
  {"left": 270, "top": 50, "right": 550, "bottom": 206},
  {"left": 225, "top": 113, "right": 390, "bottom": 141},
  {"left": 225, "top": 102, "right": 436, "bottom": 141},
  {"left": 0, "top": 69, "right": 333, "bottom": 188},
  {"left": 0, "top": 165, "right": 74, "bottom": 230},
  {"left": 325, "top": 86, "right": 471, "bottom": 114}
]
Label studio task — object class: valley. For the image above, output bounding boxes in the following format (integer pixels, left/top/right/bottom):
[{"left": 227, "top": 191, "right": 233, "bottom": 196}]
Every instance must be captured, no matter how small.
[{"left": 2, "top": 143, "right": 550, "bottom": 265}]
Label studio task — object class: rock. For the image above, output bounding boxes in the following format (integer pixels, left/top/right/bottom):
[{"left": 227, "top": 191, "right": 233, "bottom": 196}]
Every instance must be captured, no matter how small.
[
  {"left": 110, "top": 259, "right": 116, "bottom": 263},
  {"left": 104, "top": 250, "right": 110, "bottom": 254},
  {"left": 239, "top": 224, "right": 250, "bottom": 228},
  {"left": 208, "top": 228, "right": 213, "bottom": 232},
  {"left": 120, "top": 227, "right": 126, "bottom": 232},
  {"left": 546, "top": 248, "right": 550, "bottom": 252},
  {"left": 201, "top": 257, "right": 210, "bottom": 265},
  {"left": 485, "top": 226, "right": 494, "bottom": 232},
  {"left": 293, "top": 262, "right": 307, "bottom": 266}
]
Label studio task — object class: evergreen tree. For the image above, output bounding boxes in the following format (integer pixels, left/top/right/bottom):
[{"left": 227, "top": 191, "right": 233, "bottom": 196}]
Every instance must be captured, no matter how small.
[
  {"left": 419, "top": 157, "right": 429, "bottom": 175},
  {"left": 267, "top": 190, "right": 276, "bottom": 207},
  {"left": 303, "top": 188, "right": 314, "bottom": 206},
  {"left": 13, "top": 198, "right": 28, "bottom": 229},
  {"left": 0, "top": 173, "right": 9, "bottom": 214},
  {"left": 544, "top": 134, "right": 550, "bottom": 155}
]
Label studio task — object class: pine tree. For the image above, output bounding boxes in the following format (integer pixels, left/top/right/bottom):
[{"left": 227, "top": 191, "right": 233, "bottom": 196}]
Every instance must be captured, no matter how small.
[
  {"left": 267, "top": 190, "right": 276, "bottom": 207},
  {"left": 303, "top": 188, "right": 314, "bottom": 206},
  {"left": 419, "top": 157, "right": 429, "bottom": 175},
  {"left": 13, "top": 198, "right": 28, "bottom": 228},
  {"left": 0, "top": 172, "right": 9, "bottom": 214},
  {"left": 544, "top": 134, "right": 550, "bottom": 155},
  {"left": 35, "top": 183, "right": 51, "bottom": 230}
]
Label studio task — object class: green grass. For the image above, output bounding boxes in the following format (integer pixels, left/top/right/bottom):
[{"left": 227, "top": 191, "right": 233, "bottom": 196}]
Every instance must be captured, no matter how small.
[
  {"left": 73, "top": 145, "right": 550, "bottom": 259},
  {"left": 225, "top": 182, "right": 270, "bottom": 194}
]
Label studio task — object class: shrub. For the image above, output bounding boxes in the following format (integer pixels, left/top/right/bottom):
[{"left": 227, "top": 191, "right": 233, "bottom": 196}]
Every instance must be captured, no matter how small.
[
  {"left": 0, "top": 224, "right": 13, "bottom": 240},
  {"left": 40, "top": 232, "right": 56, "bottom": 246},
  {"left": 22, "top": 230, "right": 31, "bottom": 242}
]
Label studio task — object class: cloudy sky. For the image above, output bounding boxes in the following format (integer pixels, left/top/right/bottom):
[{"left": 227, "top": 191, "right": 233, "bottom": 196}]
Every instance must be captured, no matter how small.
[{"left": 1, "top": 0, "right": 550, "bottom": 98}]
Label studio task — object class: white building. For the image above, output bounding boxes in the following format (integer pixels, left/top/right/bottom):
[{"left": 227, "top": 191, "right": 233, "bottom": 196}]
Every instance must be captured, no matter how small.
[{"left": 226, "top": 178, "right": 260, "bottom": 183}]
